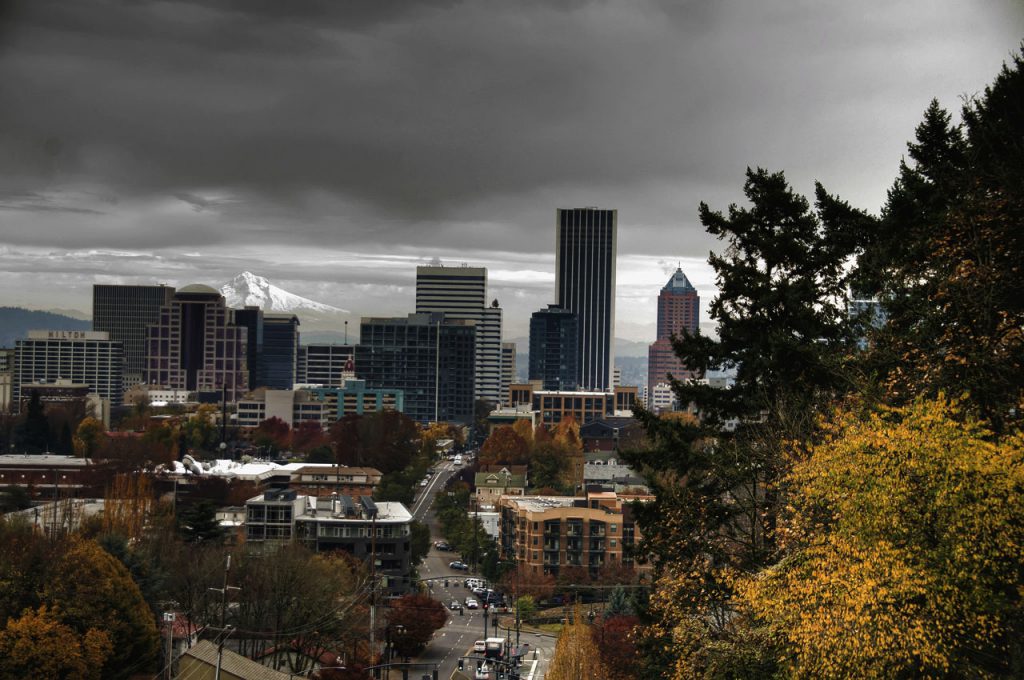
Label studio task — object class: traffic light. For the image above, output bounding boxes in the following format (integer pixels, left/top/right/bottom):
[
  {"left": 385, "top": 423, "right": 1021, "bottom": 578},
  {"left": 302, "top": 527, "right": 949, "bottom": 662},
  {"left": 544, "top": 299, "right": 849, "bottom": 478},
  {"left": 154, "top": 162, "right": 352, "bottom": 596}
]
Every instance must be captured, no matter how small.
[{"left": 458, "top": 659, "right": 464, "bottom": 671}]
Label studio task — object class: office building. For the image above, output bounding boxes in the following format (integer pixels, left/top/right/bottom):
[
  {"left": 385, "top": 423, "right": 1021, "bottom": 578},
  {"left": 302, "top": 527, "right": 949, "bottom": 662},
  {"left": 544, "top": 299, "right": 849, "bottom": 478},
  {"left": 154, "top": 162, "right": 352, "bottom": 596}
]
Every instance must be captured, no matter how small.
[
  {"left": 145, "top": 285, "right": 248, "bottom": 401},
  {"left": 236, "top": 381, "right": 403, "bottom": 429},
  {"left": 556, "top": 208, "right": 617, "bottom": 391},
  {"left": 13, "top": 330, "right": 124, "bottom": 406},
  {"left": 528, "top": 305, "right": 579, "bottom": 391},
  {"left": 648, "top": 267, "right": 700, "bottom": 389},
  {"left": 92, "top": 284, "right": 175, "bottom": 387},
  {"left": 356, "top": 313, "right": 475, "bottom": 425},
  {"left": 297, "top": 344, "right": 355, "bottom": 386},
  {"left": 416, "top": 265, "right": 503, "bottom": 406}
]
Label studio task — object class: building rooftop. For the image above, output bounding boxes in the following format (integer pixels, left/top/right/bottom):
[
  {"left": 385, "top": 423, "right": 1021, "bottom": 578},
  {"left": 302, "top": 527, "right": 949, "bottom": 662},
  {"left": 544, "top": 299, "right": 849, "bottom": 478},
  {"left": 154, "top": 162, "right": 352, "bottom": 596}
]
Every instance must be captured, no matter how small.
[
  {"left": 662, "top": 267, "right": 696, "bottom": 293},
  {"left": 0, "top": 454, "right": 96, "bottom": 467},
  {"left": 501, "top": 496, "right": 578, "bottom": 513},
  {"left": 178, "top": 283, "right": 220, "bottom": 295}
]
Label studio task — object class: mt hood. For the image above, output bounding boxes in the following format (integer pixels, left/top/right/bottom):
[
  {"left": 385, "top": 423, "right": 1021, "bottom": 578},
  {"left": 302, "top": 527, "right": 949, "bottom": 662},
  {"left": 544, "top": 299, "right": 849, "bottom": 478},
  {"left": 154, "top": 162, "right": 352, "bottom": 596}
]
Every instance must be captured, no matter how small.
[{"left": 220, "top": 272, "right": 349, "bottom": 314}]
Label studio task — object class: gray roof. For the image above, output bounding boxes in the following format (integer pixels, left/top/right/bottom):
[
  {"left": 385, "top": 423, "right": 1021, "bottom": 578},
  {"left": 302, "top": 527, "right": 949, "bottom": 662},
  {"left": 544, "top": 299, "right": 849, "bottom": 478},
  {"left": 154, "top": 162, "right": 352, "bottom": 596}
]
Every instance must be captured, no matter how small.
[{"left": 181, "top": 640, "right": 294, "bottom": 680}]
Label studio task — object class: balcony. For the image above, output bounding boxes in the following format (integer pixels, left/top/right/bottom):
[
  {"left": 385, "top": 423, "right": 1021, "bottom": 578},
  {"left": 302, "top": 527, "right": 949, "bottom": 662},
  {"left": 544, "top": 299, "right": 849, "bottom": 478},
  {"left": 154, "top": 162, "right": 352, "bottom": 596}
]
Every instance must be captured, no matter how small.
[{"left": 543, "top": 541, "right": 560, "bottom": 551}]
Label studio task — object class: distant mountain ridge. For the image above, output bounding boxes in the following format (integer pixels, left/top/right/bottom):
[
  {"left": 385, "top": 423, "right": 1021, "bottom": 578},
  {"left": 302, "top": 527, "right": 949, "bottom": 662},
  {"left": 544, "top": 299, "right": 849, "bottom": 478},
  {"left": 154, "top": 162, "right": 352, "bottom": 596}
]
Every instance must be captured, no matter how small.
[
  {"left": 220, "top": 271, "right": 349, "bottom": 315},
  {"left": 0, "top": 307, "right": 92, "bottom": 347}
]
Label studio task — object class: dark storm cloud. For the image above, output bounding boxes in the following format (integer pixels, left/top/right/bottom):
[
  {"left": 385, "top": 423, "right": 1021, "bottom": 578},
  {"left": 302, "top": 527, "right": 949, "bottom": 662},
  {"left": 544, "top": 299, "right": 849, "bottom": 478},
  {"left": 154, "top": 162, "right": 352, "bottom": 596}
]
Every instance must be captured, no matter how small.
[
  {"left": 0, "top": 0, "right": 743, "bottom": 251},
  {"left": 0, "top": 0, "right": 1022, "bottom": 324}
]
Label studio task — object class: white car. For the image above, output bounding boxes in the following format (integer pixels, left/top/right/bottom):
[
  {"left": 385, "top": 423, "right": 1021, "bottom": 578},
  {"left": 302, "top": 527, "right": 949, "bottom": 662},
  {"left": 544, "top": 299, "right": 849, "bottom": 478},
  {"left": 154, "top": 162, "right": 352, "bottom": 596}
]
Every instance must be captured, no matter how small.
[
  {"left": 465, "top": 597, "right": 479, "bottom": 609},
  {"left": 473, "top": 640, "right": 486, "bottom": 652}
]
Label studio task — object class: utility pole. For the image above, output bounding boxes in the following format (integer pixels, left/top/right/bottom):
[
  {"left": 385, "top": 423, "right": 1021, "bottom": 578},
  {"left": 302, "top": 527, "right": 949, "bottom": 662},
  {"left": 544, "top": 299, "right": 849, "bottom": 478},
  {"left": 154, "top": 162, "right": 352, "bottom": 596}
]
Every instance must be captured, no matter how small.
[
  {"left": 369, "top": 509, "right": 378, "bottom": 679},
  {"left": 163, "top": 611, "right": 175, "bottom": 680},
  {"left": 209, "top": 554, "right": 239, "bottom": 680}
]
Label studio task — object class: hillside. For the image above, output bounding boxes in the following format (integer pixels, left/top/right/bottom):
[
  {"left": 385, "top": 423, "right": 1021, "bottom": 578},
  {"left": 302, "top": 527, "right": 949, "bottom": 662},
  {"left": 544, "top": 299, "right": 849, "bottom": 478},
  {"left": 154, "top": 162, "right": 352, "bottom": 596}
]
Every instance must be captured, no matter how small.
[{"left": 0, "top": 307, "right": 92, "bottom": 347}]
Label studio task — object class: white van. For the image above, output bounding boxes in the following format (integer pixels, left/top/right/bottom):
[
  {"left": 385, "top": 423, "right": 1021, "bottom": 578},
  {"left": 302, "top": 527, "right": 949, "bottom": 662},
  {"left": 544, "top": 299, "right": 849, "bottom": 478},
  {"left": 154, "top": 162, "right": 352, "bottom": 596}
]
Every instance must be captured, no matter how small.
[{"left": 454, "top": 455, "right": 463, "bottom": 465}]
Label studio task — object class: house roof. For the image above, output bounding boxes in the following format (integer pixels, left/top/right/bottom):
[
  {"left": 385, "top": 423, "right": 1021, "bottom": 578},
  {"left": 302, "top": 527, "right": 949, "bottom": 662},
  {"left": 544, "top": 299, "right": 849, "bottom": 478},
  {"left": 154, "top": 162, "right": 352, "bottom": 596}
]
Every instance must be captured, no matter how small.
[
  {"left": 182, "top": 640, "right": 294, "bottom": 680},
  {"left": 475, "top": 471, "right": 526, "bottom": 488}
]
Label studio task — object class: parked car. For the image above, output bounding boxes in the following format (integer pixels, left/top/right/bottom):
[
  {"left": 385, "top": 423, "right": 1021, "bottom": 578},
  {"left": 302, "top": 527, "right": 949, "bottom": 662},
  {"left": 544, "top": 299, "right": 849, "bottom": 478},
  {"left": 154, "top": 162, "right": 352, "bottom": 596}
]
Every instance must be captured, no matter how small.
[
  {"left": 465, "top": 597, "right": 479, "bottom": 609},
  {"left": 449, "top": 560, "right": 469, "bottom": 571},
  {"left": 434, "top": 540, "right": 451, "bottom": 551},
  {"left": 420, "top": 479, "right": 429, "bottom": 487}
]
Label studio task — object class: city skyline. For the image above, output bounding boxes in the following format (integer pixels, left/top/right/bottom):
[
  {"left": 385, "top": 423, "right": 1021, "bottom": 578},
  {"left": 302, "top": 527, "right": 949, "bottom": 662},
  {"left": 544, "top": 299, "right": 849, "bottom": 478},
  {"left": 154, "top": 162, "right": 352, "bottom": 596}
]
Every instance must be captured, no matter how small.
[{"left": 1, "top": 2, "right": 1022, "bottom": 341}]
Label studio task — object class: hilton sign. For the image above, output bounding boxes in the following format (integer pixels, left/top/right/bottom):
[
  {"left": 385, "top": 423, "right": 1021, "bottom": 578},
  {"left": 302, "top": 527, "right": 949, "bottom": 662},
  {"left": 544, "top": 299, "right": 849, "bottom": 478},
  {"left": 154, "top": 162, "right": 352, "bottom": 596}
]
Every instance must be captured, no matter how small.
[{"left": 27, "top": 330, "right": 110, "bottom": 341}]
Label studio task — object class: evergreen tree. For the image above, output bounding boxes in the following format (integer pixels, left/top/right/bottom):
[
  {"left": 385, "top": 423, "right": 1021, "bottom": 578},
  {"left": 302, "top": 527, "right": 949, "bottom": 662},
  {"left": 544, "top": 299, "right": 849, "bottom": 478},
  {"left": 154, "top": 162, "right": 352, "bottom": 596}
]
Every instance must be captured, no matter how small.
[
  {"left": 621, "top": 168, "right": 860, "bottom": 675},
  {"left": 16, "top": 391, "right": 50, "bottom": 453},
  {"left": 604, "top": 584, "right": 632, "bottom": 618},
  {"left": 854, "top": 51, "right": 1024, "bottom": 431}
]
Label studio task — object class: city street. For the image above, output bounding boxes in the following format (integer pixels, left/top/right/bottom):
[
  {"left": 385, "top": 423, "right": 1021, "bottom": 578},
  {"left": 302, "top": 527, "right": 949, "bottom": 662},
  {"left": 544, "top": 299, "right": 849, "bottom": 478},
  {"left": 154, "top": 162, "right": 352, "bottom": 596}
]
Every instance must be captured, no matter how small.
[{"left": 404, "top": 458, "right": 555, "bottom": 680}]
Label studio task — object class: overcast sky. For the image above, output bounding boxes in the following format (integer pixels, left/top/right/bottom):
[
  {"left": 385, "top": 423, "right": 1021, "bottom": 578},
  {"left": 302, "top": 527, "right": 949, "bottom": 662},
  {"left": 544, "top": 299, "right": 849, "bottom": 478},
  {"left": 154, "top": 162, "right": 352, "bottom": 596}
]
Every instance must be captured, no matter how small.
[{"left": 1, "top": 0, "right": 1021, "bottom": 342}]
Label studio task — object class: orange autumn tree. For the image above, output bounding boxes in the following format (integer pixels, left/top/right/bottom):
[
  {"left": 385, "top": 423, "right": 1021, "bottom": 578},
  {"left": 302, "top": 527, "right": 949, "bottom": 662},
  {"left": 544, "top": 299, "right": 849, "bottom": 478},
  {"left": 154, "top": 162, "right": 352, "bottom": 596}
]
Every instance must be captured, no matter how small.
[
  {"left": 0, "top": 605, "right": 112, "bottom": 680},
  {"left": 737, "top": 396, "right": 1024, "bottom": 678}
]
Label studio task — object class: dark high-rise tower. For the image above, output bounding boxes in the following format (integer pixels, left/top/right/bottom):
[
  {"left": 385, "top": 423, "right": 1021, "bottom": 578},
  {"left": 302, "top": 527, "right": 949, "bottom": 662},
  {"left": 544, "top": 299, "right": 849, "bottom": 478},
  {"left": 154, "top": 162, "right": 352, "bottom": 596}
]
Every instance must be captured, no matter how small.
[
  {"left": 647, "top": 267, "right": 700, "bottom": 389},
  {"left": 92, "top": 284, "right": 175, "bottom": 387},
  {"left": 555, "top": 208, "right": 617, "bottom": 391},
  {"left": 528, "top": 305, "right": 578, "bottom": 391},
  {"left": 355, "top": 313, "right": 475, "bottom": 425},
  {"left": 237, "top": 308, "right": 300, "bottom": 390}
]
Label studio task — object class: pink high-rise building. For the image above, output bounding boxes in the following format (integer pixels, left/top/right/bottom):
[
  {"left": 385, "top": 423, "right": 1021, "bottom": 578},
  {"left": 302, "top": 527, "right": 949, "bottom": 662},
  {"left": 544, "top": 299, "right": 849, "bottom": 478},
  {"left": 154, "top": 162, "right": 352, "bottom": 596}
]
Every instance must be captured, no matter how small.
[{"left": 647, "top": 268, "right": 699, "bottom": 391}]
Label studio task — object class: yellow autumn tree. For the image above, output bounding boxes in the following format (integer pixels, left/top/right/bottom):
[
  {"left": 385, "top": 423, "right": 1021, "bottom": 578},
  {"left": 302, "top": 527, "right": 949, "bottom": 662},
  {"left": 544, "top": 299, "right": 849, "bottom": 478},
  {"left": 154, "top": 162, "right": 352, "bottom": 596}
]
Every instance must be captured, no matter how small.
[
  {"left": 73, "top": 417, "right": 106, "bottom": 458},
  {"left": 43, "top": 536, "right": 160, "bottom": 679},
  {"left": 738, "top": 396, "right": 1024, "bottom": 678},
  {"left": 0, "top": 605, "right": 112, "bottom": 680},
  {"left": 512, "top": 418, "right": 534, "bottom": 445},
  {"left": 545, "top": 605, "right": 610, "bottom": 680}
]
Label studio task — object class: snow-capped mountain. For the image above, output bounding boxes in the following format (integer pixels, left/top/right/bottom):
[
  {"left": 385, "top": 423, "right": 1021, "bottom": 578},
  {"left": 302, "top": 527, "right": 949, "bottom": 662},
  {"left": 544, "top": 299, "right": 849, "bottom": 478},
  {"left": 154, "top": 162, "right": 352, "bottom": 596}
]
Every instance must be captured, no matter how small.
[{"left": 220, "top": 271, "right": 349, "bottom": 315}]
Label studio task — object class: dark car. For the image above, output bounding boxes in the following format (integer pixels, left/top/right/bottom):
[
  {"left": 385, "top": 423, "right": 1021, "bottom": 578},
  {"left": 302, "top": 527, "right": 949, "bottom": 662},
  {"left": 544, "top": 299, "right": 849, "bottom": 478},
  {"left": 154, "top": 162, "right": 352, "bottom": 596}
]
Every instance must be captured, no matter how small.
[
  {"left": 449, "top": 600, "right": 463, "bottom": 611},
  {"left": 434, "top": 541, "right": 451, "bottom": 551},
  {"left": 449, "top": 560, "right": 469, "bottom": 571}
]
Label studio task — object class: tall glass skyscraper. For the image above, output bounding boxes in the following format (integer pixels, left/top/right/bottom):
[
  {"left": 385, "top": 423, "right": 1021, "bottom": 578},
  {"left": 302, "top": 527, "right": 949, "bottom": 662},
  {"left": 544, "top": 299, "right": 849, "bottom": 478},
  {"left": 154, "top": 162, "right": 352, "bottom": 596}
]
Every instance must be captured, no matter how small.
[
  {"left": 92, "top": 284, "right": 175, "bottom": 387},
  {"left": 555, "top": 208, "right": 617, "bottom": 391}
]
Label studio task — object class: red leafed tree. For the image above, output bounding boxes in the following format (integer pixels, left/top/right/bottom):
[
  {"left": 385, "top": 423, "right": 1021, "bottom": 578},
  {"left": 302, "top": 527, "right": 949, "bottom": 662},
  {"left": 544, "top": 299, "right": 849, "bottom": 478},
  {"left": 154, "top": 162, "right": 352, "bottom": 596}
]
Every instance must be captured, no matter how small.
[
  {"left": 479, "top": 426, "right": 530, "bottom": 466},
  {"left": 592, "top": 615, "right": 641, "bottom": 680},
  {"left": 291, "top": 420, "right": 327, "bottom": 453},
  {"left": 253, "top": 417, "right": 291, "bottom": 452},
  {"left": 385, "top": 593, "right": 448, "bottom": 657}
]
